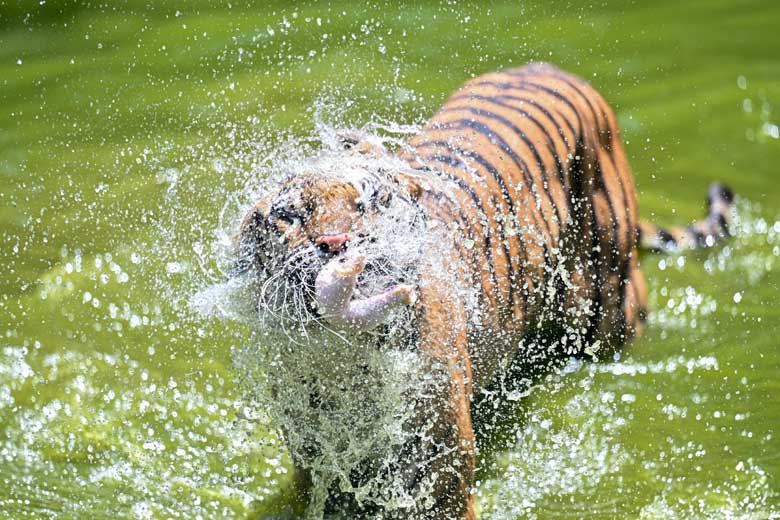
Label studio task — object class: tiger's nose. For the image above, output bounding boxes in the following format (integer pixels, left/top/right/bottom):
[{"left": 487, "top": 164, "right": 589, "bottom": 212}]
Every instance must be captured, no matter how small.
[{"left": 315, "top": 233, "right": 351, "bottom": 253}]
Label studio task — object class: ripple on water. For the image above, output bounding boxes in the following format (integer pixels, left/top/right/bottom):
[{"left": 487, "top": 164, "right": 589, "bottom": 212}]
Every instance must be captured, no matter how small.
[
  {"left": 479, "top": 353, "right": 778, "bottom": 519},
  {"left": 0, "top": 345, "right": 289, "bottom": 518},
  {"left": 5, "top": 111, "right": 780, "bottom": 517}
]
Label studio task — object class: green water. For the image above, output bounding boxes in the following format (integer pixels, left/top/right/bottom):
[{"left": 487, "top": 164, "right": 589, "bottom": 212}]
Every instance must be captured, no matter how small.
[{"left": 2, "top": 1, "right": 779, "bottom": 518}]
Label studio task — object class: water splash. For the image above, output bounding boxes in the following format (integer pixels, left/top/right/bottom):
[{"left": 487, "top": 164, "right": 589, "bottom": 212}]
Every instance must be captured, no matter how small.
[
  {"left": 180, "top": 120, "right": 780, "bottom": 517},
  {"left": 180, "top": 112, "right": 457, "bottom": 516},
  {"left": 7, "top": 97, "right": 779, "bottom": 517}
]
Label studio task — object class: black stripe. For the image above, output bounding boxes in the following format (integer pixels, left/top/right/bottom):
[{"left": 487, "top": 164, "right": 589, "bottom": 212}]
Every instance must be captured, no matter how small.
[
  {"left": 687, "top": 227, "right": 707, "bottom": 248},
  {"left": 448, "top": 90, "right": 591, "bottom": 326},
  {"left": 715, "top": 213, "right": 730, "bottom": 236},
  {"left": 416, "top": 150, "right": 513, "bottom": 311},
  {"left": 550, "top": 74, "right": 627, "bottom": 279},
  {"left": 494, "top": 94, "right": 577, "bottom": 148},
  {"left": 426, "top": 203, "right": 479, "bottom": 279},
  {"left": 657, "top": 227, "right": 675, "bottom": 246},
  {"left": 419, "top": 142, "right": 524, "bottom": 252},
  {"left": 428, "top": 190, "right": 487, "bottom": 266},
  {"left": 617, "top": 250, "right": 633, "bottom": 340},
  {"left": 629, "top": 270, "right": 640, "bottom": 326},
  {"left": 503, "top": 72, "right": 625, "bottom": 283},
  {"left": 429, "top": 118, "right": 555, "bottom": 246},
  {"left": 437, "top": 119, "right": 557, "bottom": 295},
  {"left": 471, "top": 79, "right": 582, "bottom": 133},
  {"left": 417, "top": 141, "right": 545, "bottom": 317},
  {"left": 506, "top": 69, "right": 602, "bottom": 130},
  {"left": 412, "top": 154, "right": 503, "bottom": 304},
  {"left": 467, "top": 78, "right": 595, "bottom": 235},
  {"left": 507, "top": 76, "right": 630, "bottom": 288},
  {"left": 456, "top": 86, "right": 578, "bottom": 143},
  {"left": 439, "top": 105, "right": 564, "bottom": 227},
  {"left": 570, "top": 151, "right": 604, "bottom": 346},
  {"left": 543, "top": 71, "right": 634, "bottom": 257},
  {"left": 448, "top": 94, "right": 573, "bottom": 209}
]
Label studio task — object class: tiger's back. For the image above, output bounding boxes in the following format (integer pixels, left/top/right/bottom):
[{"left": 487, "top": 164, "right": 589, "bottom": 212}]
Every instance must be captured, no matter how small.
[{"left": 404, "top": 63, "right": 647, "bottom": 372}]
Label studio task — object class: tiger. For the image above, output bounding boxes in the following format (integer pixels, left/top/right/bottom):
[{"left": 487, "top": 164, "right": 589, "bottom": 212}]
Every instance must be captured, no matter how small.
[{"left": 235, "top": 63, "right": 734, "bottom": 519}]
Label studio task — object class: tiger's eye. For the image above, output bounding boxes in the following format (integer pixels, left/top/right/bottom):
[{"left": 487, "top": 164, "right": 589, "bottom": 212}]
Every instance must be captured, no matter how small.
[{"left": 271, "top": 206, "right": 303, "bottom": 225}]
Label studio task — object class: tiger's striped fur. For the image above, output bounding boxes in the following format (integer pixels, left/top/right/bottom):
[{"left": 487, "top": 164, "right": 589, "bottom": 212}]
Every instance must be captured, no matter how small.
[
  {"left": 397, "top": 63, "right": 735, "bottom": 518},
  {"left": 394, "top": 62, "right": 650, "bottom": 519},
  {"left": 237, "top": 63, "right": 734, "bottom": 519},
  {"left": 638, "top": 182, "right": 733, "bottom": 252},
  {"left": 404, "top": 63, "right": 647, "bottom": 350}
]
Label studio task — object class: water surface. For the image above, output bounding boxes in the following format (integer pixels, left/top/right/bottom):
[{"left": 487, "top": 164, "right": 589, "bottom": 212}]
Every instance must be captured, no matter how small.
[{"left": 1, "top": 1, "right": 779, "bottom": 518}]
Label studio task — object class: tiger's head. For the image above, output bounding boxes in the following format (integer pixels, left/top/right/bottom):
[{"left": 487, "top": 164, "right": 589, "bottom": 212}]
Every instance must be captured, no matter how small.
[{"left": 234, "top": 134, "right": 427, "bottom": 328}]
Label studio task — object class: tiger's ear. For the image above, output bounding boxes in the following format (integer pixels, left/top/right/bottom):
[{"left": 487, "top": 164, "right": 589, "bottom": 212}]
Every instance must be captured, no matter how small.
[
  {"left": 391, "top": 171, "right": 425, "bottom": 201},
  {"left": 336, "top": 130, "right": 387, "bottom": 158}
]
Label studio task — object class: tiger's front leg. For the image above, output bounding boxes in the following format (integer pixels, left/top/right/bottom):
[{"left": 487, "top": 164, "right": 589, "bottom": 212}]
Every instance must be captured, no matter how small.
[
  {"left": 316, "top": 248, "right": 477, "bottom": 519},
  {"left": 409, "top": 280, "right": 477, "bottom": 520}
]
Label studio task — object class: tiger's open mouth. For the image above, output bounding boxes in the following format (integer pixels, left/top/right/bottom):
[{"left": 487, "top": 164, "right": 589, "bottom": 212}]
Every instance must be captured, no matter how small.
[
  {"left": 313, "top": 249, "right": 417, "bottom": 332},
  {"left": 234, "top": 232, "right": 406, "bottom": 328}
]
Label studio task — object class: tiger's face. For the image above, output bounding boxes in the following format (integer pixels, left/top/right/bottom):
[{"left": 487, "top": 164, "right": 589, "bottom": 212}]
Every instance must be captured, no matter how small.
[{"left": 235, "top": 158, "right": 423, "bottom": 326}]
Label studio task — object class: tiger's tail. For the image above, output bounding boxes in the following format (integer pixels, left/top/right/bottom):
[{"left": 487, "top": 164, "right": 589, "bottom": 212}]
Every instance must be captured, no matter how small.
[{"left": 638, "top": 183, "right": 735, "bottom": 253}]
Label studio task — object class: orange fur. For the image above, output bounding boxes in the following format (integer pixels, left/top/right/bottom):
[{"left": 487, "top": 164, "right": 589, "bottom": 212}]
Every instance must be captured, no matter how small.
[{"left": 238, "top": 63, "right": 733, "bottom": 518}]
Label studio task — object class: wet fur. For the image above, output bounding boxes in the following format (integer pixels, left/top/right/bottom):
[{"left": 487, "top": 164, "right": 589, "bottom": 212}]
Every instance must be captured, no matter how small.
[{"left": 237, "top": 63, "right": 733, "bottom": 519}]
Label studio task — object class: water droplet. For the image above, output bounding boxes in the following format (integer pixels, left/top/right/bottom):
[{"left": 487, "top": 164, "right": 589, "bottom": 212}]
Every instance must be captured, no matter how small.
[
  {"left": 761, "top": 122, "right": 779, "bottom": 139},
  {"left": 166, "top": 262, "right": 184, "bottom": 274}
]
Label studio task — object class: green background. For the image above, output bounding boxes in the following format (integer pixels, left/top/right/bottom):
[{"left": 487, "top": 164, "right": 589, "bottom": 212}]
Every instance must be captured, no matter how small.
[{"left": 1, "top": 0, "right": 779, "bottom": 518}]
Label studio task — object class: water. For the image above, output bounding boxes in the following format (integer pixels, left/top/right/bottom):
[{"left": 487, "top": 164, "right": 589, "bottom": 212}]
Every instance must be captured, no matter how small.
[{"left": 2, "top": 1, "right": 780, "bottom": 518}]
